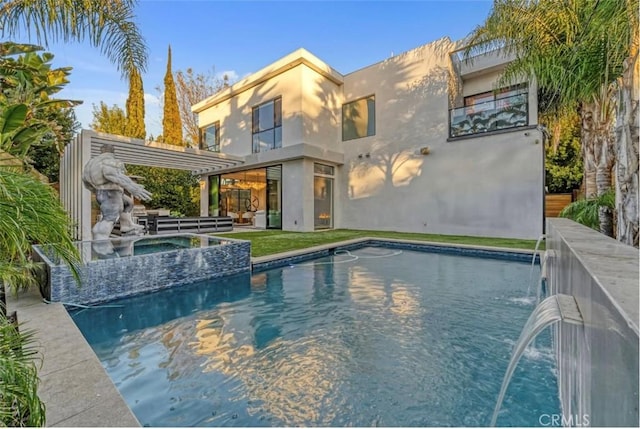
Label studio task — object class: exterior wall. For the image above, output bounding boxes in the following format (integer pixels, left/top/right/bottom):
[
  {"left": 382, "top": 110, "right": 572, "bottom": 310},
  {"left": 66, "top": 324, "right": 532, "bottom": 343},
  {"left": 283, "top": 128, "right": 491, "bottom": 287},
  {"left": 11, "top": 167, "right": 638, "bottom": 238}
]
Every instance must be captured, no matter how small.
[
  {"left": 197, "top": 66, "right": 305, "bottom": 157},
  {"left": 194, "top": 38, "right": 543, "bottom": 239},
  {"left": 281, "top": 159, "right": 315, "bottom": 231},
  {"left": 546, "top": 218, "right": 639, "bottom": 427},
  {"left": 300, "top": 65, "right": 343, "bottom": 151},
  {"left": 336, "top": 37, "right": 543, "bottom": 239}
]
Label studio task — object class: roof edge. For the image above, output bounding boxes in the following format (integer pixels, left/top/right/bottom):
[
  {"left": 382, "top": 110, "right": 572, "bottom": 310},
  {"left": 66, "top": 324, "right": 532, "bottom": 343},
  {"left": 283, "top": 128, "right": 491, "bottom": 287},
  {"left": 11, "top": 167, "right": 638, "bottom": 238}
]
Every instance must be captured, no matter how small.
[{"left": 192, "top": 48, "right": 344, "bottom": 113}]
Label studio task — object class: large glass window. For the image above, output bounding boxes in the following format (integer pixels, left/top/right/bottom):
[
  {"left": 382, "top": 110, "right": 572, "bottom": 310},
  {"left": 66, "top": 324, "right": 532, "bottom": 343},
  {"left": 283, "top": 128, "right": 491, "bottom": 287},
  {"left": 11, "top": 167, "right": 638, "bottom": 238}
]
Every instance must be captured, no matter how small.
[
  {"left": 314, "top": 163, "right": 334, "bottom": 230},
  {"left": 200, "top": 121, "right": 220, "bottom": 152},
  {"left": 252, "top": 97, "right": 282, "bottom": 153},
  {"left": 266, "top": 166, "right": 281, "bottom": 229},
  {"left": 218, "top": 167, "right": 281, "bottom": 229},
  {"left": 342, "top": 95, "right": 375, "bottom": 141}
]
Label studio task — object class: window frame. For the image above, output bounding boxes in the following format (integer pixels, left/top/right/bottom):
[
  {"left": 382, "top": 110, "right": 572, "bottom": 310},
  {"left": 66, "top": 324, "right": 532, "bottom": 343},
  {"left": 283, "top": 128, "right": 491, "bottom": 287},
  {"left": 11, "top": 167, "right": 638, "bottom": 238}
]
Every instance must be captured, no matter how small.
[
  {"left": 252, "top": 97, "right": 282, "bottom": 153},
  {"left": 199, "top": 121, "right": 221, "bottom": 152},
  {"left": 342, "top": 94, "right": 376, "bottom": 141},
  {"left": 463, "top": 83, "right": 528, "bottom": 108}
]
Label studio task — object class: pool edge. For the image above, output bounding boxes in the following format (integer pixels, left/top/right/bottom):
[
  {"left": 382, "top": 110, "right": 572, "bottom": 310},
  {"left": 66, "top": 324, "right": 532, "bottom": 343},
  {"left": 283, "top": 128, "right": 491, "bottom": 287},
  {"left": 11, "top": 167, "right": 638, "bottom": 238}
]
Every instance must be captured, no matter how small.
[
  {"left": 251, "top": 237, "right": 539, "bottom": 272},
  {"left": 6, "top": 288, "right": 141, "bottom": 427},
  {"left": 10, "top": 237, "right": 540, "bottom": 428}
]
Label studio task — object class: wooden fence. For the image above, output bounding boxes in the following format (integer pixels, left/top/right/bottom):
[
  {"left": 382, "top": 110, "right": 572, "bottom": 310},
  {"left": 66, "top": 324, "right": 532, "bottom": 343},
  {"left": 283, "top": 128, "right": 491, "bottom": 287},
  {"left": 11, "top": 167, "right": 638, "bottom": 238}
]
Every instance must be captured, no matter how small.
[{"left": 545, "top": 193, "right": 574, "bottom": 218}]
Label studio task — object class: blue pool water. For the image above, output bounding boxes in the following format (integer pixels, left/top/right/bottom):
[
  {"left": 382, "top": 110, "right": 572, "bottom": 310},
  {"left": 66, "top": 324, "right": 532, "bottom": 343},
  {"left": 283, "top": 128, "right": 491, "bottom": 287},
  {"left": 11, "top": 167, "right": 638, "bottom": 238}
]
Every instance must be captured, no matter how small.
[{"left": 71, "top": 247, "right": 560, "bottom": 427}]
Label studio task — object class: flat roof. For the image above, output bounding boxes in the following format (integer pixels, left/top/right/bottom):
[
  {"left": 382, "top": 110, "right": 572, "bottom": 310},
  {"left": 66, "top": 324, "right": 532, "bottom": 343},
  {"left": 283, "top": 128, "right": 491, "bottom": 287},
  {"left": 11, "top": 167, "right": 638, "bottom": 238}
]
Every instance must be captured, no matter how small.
[
  {"left": 89, "top": 131, "right": 244, "bottom": 173},
  {"left": 192, "top": 48, "right": 344, "bottom": 113}
]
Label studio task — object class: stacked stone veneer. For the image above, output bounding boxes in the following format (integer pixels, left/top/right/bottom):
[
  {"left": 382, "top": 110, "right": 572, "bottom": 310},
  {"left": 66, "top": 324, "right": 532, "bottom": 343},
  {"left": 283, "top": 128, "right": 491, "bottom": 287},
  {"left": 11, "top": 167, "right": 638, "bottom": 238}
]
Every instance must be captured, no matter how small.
[
  {"left": 33, "top": 237, "right": 251, "bottom": 306},
  {"left": 546, "top": 218, "right": 639, "bottom": 427}
]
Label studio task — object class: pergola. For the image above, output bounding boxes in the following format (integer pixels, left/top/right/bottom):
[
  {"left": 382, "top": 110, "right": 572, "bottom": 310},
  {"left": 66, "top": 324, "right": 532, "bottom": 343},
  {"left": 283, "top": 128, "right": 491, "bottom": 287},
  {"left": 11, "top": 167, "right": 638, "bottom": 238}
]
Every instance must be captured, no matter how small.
[{"left": 60, "top": 130, "right": 244, "bottom": 240}]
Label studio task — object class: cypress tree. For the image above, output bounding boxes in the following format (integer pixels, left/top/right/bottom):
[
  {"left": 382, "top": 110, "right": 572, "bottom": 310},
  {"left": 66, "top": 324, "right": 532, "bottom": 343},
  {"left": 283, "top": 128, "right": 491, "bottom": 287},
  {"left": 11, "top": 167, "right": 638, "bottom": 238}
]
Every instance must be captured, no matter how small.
[
  {"left": 162, "top": 45, "right": 183, "bottom": 145},
  {"left": 125, "top": 67, "right": 146, "bottom": 139}
]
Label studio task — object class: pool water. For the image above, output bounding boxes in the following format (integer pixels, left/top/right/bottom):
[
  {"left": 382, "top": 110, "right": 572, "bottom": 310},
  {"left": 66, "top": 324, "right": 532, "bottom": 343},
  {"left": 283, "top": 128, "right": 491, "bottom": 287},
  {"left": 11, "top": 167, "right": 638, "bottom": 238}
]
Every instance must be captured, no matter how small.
[
  {"left": 71, "top": 247, "right": 560, "bottom": 427},
  {"left": 87, "top": 235, "right": 229, "bottom": 260}
]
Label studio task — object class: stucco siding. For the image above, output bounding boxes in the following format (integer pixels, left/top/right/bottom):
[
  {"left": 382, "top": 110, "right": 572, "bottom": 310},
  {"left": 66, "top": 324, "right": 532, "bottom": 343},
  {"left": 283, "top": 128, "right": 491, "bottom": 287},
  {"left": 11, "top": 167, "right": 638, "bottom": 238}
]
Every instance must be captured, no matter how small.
[
  {"left": 282, "top": 159, "right": 308, "bottom": 231},
  {"left": 336, "top": 37, "right": 543, "bottom": 239},
  {"left": 193, "top": 37, "right": 543, "bottom": 239},
  {"left": 197, "top": 66, "right": 305, "bottom": 157},
  {"left": 301, "top": 65, "right": 343, "bottom": 151}
]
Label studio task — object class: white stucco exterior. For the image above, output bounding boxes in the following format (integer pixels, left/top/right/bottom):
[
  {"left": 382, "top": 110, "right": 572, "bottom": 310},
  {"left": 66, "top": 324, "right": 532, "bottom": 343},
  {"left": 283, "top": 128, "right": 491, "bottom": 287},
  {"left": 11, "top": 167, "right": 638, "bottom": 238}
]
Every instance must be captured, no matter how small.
[{"left": 192, "top": 38, "right": 544, "bottom": 239}]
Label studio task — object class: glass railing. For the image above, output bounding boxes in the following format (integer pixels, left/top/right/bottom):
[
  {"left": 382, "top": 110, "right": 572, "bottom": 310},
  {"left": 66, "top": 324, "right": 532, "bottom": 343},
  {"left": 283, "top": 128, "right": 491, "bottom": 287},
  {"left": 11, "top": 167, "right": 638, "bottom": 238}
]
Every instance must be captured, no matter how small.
[
  {"left": 450, "top": 40, "right": 508, "bottom": 62},
  {"left": 449, "top": 93, "right": 528, "bottom": 138}
]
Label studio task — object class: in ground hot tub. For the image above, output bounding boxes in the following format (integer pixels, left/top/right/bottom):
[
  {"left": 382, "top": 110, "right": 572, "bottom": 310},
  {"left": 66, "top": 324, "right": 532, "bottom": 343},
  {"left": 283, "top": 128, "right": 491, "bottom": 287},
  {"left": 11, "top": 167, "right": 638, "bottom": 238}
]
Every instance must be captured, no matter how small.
[{"left": 33, "top": 234, "right": 250, "bottom": 306}]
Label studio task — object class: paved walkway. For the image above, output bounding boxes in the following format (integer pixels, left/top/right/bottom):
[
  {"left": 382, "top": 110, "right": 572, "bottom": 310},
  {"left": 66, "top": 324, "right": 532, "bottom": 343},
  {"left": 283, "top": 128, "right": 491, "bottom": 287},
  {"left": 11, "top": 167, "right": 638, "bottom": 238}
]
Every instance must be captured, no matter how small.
[{"left": 7, "top": 289, "right": 139, "bottom": 427}]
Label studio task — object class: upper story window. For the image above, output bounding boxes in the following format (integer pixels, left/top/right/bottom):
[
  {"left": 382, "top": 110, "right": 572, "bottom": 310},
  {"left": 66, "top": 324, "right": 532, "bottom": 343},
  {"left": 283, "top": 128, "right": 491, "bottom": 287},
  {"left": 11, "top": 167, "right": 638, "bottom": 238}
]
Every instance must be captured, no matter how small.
[
  {"left": 463, "top": 84, "right": 527, "bottom": 109},
  {"left": 314, "top": 163, "right": 334, "bottom": 176},
  {"left": 252, "top": 97, "right": 282, "bottom": 153},
  {"left": 450, "top": 84, "right": 528, "bottom": 138},
  {"left": 342, "top": 95, "right": 375, "bottom": 141},
  {"left": 200, "top": 121, "right": 220, "bottom": 152}
]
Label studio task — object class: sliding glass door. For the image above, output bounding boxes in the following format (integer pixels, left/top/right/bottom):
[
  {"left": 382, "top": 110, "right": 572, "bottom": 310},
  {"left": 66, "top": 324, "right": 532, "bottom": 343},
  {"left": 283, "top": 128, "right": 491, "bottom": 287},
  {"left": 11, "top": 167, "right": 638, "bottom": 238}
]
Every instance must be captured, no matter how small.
[{"left": 266, "top": 166, "right": 281, "bottom": 229}]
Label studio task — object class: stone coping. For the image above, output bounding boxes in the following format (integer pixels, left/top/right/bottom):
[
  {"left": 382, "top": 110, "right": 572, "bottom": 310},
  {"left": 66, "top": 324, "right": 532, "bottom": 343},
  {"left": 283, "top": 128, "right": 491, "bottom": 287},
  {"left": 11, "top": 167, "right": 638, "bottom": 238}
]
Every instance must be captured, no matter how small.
[
  {"left": 7, "top": 237, "right": 539, "bottom": 427},
  {"left": 252, "top": 236, "right": 538, "bottom": 270},
  {"left": 7, "top": 289, "right": 140, "bottom": 427},
  {"left": 548, "top": 218, "right": 639, "bottom": 334}
]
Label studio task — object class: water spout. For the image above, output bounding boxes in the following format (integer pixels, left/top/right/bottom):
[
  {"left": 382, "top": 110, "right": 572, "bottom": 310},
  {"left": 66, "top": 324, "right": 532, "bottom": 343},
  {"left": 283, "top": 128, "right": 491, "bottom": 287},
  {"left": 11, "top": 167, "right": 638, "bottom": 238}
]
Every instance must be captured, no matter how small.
[
  {"left": 527, "top": 235, "right": 545, "bottom": 296},
  {"left": 490, "top": 294, "right": 583, "bottom": 427},
  {"left": 535, "top": 251, "right": 551, "bottom": 305}
]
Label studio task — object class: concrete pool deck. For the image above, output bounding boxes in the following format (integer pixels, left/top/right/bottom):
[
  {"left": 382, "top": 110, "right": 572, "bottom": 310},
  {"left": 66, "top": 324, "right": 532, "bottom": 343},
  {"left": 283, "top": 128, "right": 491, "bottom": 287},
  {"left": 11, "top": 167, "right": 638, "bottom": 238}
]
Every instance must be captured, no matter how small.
[
  {"left": 7, "top": 289, "right": 139, "bottom": 427},
  {"left": 8, "top": 239, "right": 540, "bottom": 427}
]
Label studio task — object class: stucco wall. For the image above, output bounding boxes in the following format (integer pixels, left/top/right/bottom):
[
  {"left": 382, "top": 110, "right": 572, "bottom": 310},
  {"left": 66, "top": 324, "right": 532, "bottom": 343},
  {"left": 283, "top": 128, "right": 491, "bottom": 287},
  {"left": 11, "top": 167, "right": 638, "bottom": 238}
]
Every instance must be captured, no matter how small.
[
  {"left": 194, "top": 38, "right": 543, "bottom": 239},
  {"left": 281, "top": 160, "right": 303, "bottom": 231},
  {"left": 337, "top": 38, "right": 543, "bottom": 239},
  {"left": 197, "top": 66, "right": 305, "bottom": 156},
  {"left": 301, "top": 65, "right": 343, "bottom": 151},
  {"left": 546, "top": 218, "right": 639, "bottom": 427}
]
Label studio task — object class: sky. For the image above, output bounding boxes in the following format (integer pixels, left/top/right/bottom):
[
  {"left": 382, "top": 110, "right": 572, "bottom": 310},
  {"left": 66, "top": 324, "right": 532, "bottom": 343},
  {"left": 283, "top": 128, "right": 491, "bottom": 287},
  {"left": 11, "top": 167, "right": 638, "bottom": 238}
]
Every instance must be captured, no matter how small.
[{"left": 35, "top": 0, "right": 494, "bottom": 138}]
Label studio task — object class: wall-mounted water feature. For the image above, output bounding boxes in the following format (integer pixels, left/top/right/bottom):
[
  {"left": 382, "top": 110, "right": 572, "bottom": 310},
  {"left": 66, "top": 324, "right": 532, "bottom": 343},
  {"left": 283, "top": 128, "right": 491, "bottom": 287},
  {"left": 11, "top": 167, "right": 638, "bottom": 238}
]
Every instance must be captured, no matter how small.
[
  {"left": 545, "top": 219, "right": 639, "bottom": 427},
  {"left": 491, "top": 294, "right": 583, "bottom": 426},
  {"left": 526, "top": 234, "right": 545, "bottom": 296}
]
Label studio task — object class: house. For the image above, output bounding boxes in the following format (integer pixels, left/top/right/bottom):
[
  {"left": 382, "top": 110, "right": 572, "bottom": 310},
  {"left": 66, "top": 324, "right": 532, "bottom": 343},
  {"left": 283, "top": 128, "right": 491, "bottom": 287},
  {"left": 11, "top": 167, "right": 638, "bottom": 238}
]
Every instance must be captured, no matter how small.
[{"left": 191, "top": 36, "right": 544, "bottom": 239}]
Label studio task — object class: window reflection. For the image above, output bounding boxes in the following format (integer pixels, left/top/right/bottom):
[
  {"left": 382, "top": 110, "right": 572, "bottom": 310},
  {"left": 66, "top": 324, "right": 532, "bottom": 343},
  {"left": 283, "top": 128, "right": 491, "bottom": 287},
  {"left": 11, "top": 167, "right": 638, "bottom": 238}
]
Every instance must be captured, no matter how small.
[{"left": 252, "top": 97, "right": 282, "bottom": 153}]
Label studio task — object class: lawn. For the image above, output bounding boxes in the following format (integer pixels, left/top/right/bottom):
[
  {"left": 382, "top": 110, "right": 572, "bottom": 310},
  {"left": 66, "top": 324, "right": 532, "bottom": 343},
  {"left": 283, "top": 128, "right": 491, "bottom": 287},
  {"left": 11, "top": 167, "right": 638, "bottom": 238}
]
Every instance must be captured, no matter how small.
[{"left": 215, "top": 229, "right": 543, "bottom": 257}]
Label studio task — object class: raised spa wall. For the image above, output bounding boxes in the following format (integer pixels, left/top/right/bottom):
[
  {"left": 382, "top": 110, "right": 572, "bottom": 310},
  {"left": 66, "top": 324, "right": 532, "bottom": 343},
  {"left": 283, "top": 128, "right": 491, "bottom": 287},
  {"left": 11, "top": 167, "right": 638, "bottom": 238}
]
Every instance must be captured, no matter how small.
[
  {"left": 546, "top": 218, "right": 639, "bottom": 427},
  {"left": 33, "top": 234, "right": 251, "bottom": 306}
]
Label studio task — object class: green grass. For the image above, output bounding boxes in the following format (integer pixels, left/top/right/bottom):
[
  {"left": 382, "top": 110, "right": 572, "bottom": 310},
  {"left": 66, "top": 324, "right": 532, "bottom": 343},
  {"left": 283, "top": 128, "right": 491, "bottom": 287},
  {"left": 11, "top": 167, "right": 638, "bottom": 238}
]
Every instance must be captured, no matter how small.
[{"left": 215, "top": 229, "right": 544, "bottom": 257}]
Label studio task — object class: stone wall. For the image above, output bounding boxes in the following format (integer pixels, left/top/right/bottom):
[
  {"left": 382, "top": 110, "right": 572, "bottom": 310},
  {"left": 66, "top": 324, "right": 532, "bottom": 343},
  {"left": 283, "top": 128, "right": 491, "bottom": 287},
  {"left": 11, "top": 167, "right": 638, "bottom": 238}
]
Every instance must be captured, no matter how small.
[
  {"left": 33, "top": 235, "right": 251, "bottom": 306},
  {"left": 546, "top": 218, "right": 639, "bottom": 427}
]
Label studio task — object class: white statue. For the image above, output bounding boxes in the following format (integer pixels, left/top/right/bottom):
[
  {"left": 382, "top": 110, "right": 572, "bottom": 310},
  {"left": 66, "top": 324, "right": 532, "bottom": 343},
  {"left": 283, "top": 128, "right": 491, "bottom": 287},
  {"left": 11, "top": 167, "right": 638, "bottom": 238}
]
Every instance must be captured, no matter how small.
[{"left": 82, "top": 144, "right": 152, "bottom": 240}]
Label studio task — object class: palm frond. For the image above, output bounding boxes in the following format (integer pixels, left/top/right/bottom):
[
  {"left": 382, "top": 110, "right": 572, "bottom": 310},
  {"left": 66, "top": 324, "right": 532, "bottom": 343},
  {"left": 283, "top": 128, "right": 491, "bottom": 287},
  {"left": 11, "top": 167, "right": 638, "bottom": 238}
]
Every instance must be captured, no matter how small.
[
  {"left": 559, "top": 189, "right": 616, "bottom": 230},
  {"left": 0, "top": 314, "right": 45, "bottom": 427},
  {"left": 0, "top": 0, "right": 147, "bottom": 78},
  {"left": 0, "top": 168, "right": 81, "bottom": 294}
]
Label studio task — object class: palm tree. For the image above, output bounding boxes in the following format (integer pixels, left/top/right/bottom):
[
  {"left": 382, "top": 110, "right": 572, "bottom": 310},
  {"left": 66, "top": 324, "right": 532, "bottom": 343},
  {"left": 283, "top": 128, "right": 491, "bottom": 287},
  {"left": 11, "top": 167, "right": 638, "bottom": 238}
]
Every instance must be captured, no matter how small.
[
  {"left": 464, "top": 0, "right": 638, "bottom": 243},
  {"left": 614, "top": 0, "right": 639, "bottom": 246},
  {"left": 0, "top": 0, "right": 148, "bottom": 78}
]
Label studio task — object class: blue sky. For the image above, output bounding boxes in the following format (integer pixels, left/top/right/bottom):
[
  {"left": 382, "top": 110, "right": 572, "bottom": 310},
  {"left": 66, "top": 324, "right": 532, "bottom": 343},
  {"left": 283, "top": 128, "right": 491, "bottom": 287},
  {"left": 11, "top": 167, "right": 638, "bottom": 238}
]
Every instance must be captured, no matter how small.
[{"left": 40, "top": 0, "right": 493, "bottom": 138}]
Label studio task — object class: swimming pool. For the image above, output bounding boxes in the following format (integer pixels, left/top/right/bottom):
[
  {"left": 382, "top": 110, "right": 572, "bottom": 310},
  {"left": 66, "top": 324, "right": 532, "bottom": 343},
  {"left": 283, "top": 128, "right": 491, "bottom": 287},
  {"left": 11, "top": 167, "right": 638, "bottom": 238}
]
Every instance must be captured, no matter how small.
[{"left": 71, "top": 246, "right": 559, "bottom": 427}]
